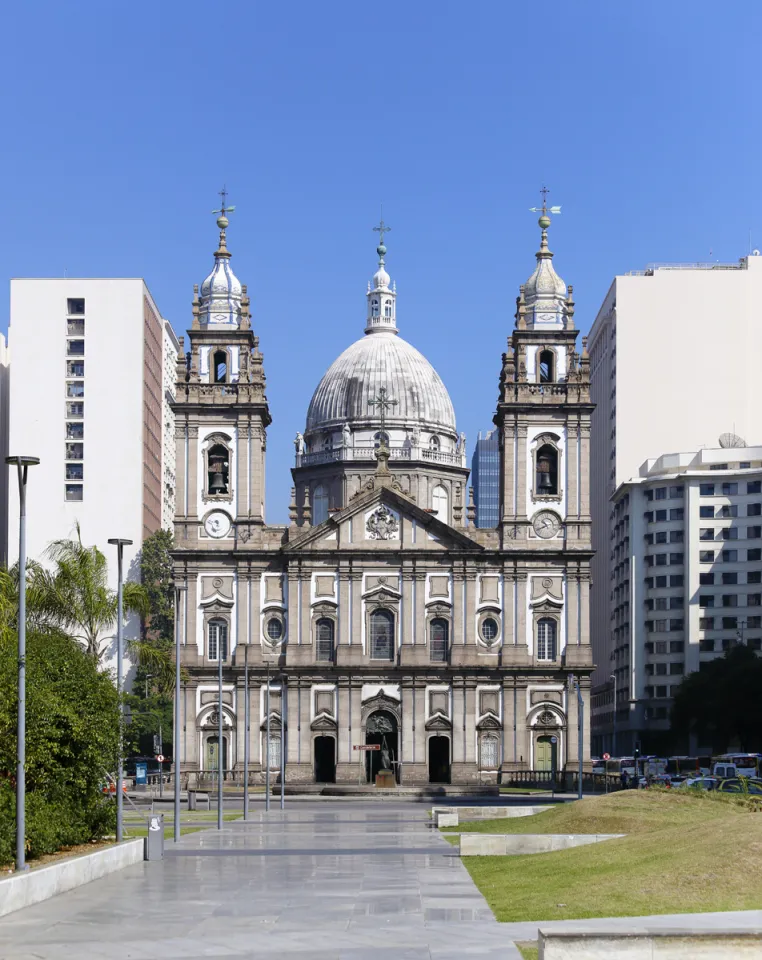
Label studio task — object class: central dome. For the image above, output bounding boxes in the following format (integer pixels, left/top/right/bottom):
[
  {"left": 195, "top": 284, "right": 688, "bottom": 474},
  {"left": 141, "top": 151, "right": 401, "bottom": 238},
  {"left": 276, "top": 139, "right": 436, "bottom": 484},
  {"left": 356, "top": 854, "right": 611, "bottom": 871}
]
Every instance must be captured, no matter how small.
[{"left": 306, "top": 330, "right": 456, "bottom": 436}]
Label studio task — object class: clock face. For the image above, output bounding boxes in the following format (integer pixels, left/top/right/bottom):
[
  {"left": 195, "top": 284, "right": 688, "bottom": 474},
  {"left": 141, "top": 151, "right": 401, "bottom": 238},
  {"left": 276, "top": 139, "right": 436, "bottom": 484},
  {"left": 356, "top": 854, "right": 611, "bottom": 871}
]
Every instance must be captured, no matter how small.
[
  {"left": 204, "top": 510, "right": 232, "bottom": 539},
  {"left": 532, "top": 510, "right": 562, "bottom": 539}
]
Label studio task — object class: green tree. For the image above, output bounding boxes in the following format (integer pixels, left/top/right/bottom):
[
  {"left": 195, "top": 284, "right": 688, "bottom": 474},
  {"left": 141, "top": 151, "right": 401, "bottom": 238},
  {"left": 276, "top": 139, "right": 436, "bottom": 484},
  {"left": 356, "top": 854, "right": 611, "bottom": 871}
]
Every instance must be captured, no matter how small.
[
  {"left": 671, "top": 644, "right": 762, "bottom": 753},
  {"left": 32, "top": 526, "right": 148, "bottom": 662},
  {"left": 0, "top": 628, "right": 120, "bottom": 866}
]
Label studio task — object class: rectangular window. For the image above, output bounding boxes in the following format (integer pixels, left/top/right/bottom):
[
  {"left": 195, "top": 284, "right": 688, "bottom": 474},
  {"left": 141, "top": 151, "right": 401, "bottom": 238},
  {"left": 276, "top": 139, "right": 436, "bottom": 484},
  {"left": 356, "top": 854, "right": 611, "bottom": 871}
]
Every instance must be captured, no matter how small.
[
  {"left": 480, "top": 736, "right": 499, "bottom": 769},
  {"left": 655, "top": 531, "right": 668, "bottom": 544},
  {"left": 64, "top": 483, "right": 83, "bottom": 501},
  {"left": 722, "top": 572, "right": 738, "bottom": 585},
  {"left": 645, "top": 490, "right": 654, "bottom": 502},
  {"left": 748, "top": 572, "right": 762, "bottom": 585},
  {"left": 670, "top": 508, "right": 684, "bottom": 521},
  {"left": 655, "top": 641, "right": 667, "bottom": 654},
  {"left": 644, "top": 511, "right": 654, "bottom": 523},
  {"left": 699, "top": 595, "right": 714, "bottom": 608},
  {"left": 722, "top": 595, "right": 738, "bottom": 608},
  {"left": 654, "top": 620, "right": 667, "bottom": 632},
  {"left": 719, "top": 505, "right": 738, "bottom": 518},
  {"left": 656, "top": 662, "right": 667, "bottom": 675},
  {"left": 748, "top": 594, "right": 762, "bottom": 607},
  {"left": 669, "top": 485, "right": 684, "bottom": 498},
  {"left": 710, "top": 464, "right": 729, "bottom": 471},
  {"left": 65, "top": 442, "right": 83, "bottom": 460},
  {"left": 66, "top": 382, "right": 85, "bottom": 398},
  {"left": 655, "top": 686, "right": 668, "bottom": 698},
  {"left": 208, "top": 620, "right": 228, "bottom": 661},
  {"left": 656, "top": 509, "right": 667, "bottom": 521},
  {"left": 670, "top": 530, "right": 684, "bottom": 543},
  {"left": 722, "top": 482, "right": 738, "bottom": 496},
  {"left": 669, "top": 618, "right": 684, "bottom": 631},
  {"left": 66, "top": 339, "right": 85, "bottom": 356},
  {"left": 65, "top": 422, "right": 84, "bottom": 440},
  {"left": 741, "top": 462, "right": 752, "bottom": 469},
  {"left": 748, "top": 526, "right": 762, "bottom": 539},
  {"left": 655, "top": 554, "right": 667, "bottom": 566},
  {"left": 699, "top": 528, "right": 714, "bottom": 541},
  {"left": 700, "top": 551, "right": 715, "bottom": 563},
  {"left": 722, "top": 616, "right": 738, "bottom": 629},
  {"left": 370, "top": 611, "right": 395, "bottom": 660},
  {"left": 700, "top": 484, "right": 715, "bottom": 496},
  {"left": 670, "top": 640, "right": 684, "bottom": 653},
  {"left": 67, "top": 298, "right": 85, "bottom": 314},
  {"left": 749, "top": 616, "right": 762, "bottom": 628},
  {"left": 670, "top": 575, "right": 684, "bottom": 587},
  {"left": 645, "top": 555, "right": 655, "bottom": 567},
  {"left": 656, "top": 575, "right": 668, "bottom": 587},
  {"left": 700, "top": 506, "right": 714, "bottom": 518},
  {"left": 66, "top": 318, "right": 85, "bottom": 336},
  {"left": 748, "top": 503, "right": 762, "bottom": 517},
  {"left": 655, "top": 487, "right": 667, "bottom": 500},
  {"left": 748, "top": 549, "right": 762, "bottom": 561},
  {"left": 644, "top": 534, "right": 654, "bottom": 545},
  {"left": 669, "top": 553, "right": 684, "bottom": 564},
  {"left": 66, "top": 360, "right": 84, "bottom": 377},
  {"left": 669, "top": 596, "right": 683, "bottom": 609},
  {"left": 669, "top": 662, "right": 683, "bottom": 675},
  {"left": 316, "top": 619, "right": 335, "bottom": 662},
  {"left": 655, "top": 597, "right": 668, "bottom": 611},
  {"left": 748, "top": 481, "right": 762, "bottom": 494},
  {"left": 722, "top": 550, "right": 738, "bottom": 562},
  {"left": 699, "top": 572, "right": 714, "bottom": 585},
  {"left": 65, "top": 463, "right": 83, "bottom": 481},
  {"left": 699, "top": 617, "right": 714, "bottom": 629},
  {"left": 700, "top": 638, "right": 715, "bottom": 652},
  {"left": 66, "top": 401, "right": 84, "bottom": 418},
  {"left": 721, "top": 528, "right": 738, "bottom": 540},
  {"left": 267, "top": 735, "right": 281, "bottom": 770}
]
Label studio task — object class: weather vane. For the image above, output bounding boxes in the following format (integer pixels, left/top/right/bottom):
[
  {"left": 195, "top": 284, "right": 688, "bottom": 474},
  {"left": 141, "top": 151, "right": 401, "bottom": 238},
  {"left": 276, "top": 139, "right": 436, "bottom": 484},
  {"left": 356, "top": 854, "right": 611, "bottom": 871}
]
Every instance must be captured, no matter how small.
[
  {"left": 529, "top": 184, "right": 561, "bottom": 218},
  {"left": 212, "top": 185, "right": 236, "bottom": 224}
]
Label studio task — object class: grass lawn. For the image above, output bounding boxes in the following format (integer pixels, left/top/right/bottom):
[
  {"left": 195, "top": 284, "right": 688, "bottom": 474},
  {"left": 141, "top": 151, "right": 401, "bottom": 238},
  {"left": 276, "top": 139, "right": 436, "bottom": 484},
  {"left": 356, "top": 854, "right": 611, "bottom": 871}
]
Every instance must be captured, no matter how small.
[
  {"left": 452, "top": 790, "right": 762, "bottom": 922},
  {"left": 499, "top": 787, "right": 550, "bottom": 795},
  {"left": 515, "top": 945, "right": 538, "bottom": 960},
  {"left": 123, "top": 810, "right": 240, "bottom": 839}
]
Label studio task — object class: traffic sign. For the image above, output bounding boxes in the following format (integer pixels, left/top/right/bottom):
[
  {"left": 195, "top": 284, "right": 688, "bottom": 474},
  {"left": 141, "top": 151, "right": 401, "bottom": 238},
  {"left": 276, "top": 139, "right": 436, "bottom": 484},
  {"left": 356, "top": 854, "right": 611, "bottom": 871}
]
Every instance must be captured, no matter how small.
[
  {"left": 156, "top": 754, "right": 165, "bottom": 763},
  {"left": 603, "top": 752, "right": 611, "bottom": 761},
  {"left": 353, "top": 744, "right": 380, "bottom": 751}
]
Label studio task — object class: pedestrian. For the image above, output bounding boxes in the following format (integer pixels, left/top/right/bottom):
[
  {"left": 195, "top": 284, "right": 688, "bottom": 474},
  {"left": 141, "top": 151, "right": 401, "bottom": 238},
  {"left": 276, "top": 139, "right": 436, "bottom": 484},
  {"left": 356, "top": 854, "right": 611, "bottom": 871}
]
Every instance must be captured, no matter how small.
[{"left": 620, "top": 770, "right": 628, "bottom": 790}]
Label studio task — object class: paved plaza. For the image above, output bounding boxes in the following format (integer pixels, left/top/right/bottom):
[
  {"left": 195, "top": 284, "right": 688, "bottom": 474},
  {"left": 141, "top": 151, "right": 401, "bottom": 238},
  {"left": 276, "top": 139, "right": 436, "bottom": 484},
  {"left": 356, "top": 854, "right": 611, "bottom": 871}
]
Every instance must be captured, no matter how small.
[{"left": 0, "top": 802, "right": 521, "bottom": 959}]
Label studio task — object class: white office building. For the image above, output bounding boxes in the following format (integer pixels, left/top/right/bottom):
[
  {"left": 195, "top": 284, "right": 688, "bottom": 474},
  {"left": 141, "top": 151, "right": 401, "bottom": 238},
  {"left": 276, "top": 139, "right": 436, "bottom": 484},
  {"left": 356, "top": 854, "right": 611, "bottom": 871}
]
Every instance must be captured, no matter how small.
[
  {"left": 587, "top": 253, "right": 762, "bottom": 737},
  {"left": 592, "top": 441, "right": 762, "bottom": 754},
  {"left": 7, "top": 278, "right": 178, "bottom": 667}
]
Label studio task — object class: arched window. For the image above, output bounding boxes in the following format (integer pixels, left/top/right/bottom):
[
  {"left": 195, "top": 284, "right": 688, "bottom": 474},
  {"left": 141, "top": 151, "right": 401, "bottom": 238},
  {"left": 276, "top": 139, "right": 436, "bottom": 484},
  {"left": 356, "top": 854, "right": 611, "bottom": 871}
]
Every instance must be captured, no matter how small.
[
  {"left": 313, "top": 484, "right": 329, "bottom": 525},
  {"left": 536, "top": 444, "right": 559, "bottom": 496},
  {"left": 208, "top": 619, "right": 228, "bottom": 661},
  {"left": 384, "top": 299, "right": 392, "bottom": 318},
  {"left": 266, "top": 617, "right": 284, "bottom": 643},
  {"left": 429, "top": 435, "right": 440, "bottom": 452},
  {"left": 316, "top": 618, "right": 335, "bottom": 662},
  {"left": 432, "top": 485, "right": 449, "bottom": 523},
  {"left": 370, "top": 609, "right": 394, "bottom": 661},
  {"left": 323, "top": 434, "right": 333, "bottom": 451},
  {"left": 266, "top": 734, "right": 281, "bottom": 770},
  {"left": 430, "top": 618, "right": 449, "bottom": 662},
  {"left": 539, "top": 350, "right": 555, "bottom": 383},
  {"left": 480, "top": 616, "right": 499, "bottom": 644},
  {"left": 537, "top": 618, "right": 557, "bottom": 660},
  {"left": 213, "top": 350, "right": 228, "bottom": 383},
  {"left": 374, "top": 431, "right": 389, "bottom": 448},
  {"left": 371, "top": 298, "right": 380, "bottom": 317},
  {"left": 207, "top": 443, "right": 230, "bottom": 496},
  {"left": 480, "top": 734, "right": 499, "bottom": 769}
]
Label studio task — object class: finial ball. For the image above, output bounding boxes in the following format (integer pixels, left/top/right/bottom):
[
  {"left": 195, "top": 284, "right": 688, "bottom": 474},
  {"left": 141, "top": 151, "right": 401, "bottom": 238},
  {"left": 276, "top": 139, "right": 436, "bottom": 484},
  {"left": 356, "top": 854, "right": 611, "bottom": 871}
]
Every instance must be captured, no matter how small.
[
  {"left": 538, "top": 214, "right": 551, "bottom": 229},
  {"left": 217, "top": 215, "right": 229, "bottom": 230},
  {"left": 377, "top": 243, "right": 387, "bottom": 257}
]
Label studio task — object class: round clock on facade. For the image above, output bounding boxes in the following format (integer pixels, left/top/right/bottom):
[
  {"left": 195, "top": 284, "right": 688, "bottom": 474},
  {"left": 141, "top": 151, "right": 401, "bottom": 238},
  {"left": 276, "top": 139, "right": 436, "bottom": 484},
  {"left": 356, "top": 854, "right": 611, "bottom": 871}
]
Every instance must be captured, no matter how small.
[
  {"left": 204, "top": 510, "right": 232, "bottom": 539},
  {"left": 532, "top": 510, "right": 562, "bottom": 539}
]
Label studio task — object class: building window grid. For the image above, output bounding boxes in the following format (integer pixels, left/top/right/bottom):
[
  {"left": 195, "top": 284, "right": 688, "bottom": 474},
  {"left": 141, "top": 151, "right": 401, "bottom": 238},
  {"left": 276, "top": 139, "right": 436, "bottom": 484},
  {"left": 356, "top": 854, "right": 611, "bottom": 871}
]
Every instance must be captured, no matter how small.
[{"left": 65, "top": 298, "right": 85, "bottom": 502}]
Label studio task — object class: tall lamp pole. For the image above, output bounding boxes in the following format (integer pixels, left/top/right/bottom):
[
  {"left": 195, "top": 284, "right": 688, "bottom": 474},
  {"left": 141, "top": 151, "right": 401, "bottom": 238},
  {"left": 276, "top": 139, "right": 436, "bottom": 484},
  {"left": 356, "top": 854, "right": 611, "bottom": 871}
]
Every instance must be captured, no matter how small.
[
  {"left": 609, "top": 673, "right": 617, "bottom": 757},
  {"left": 568, "top": 673, "right": 584, "bottom": 801},
  {"left": 174, "top": 584, "right": 186, "bottom": 842},
  {"left": 108, "top": 537, "right": 133, "bottom": 845},
  {"left": 7, "top": 455, "right": 39, "bottom": 872}
]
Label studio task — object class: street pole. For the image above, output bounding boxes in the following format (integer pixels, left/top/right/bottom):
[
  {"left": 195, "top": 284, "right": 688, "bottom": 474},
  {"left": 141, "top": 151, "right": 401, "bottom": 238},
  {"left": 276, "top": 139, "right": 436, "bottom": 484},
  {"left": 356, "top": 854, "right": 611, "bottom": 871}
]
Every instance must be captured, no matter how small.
[
  {"left": 108, "top": 537, "right": 132, "bottom": 846},
  {"left": 609, "top": 672, "right": 617, "bottom": 758},
  {"left": 243, "top": 645, "right": 250, "bottom": 820},
  {"left": 8, "top": 455, "right": 39, "bottom": 871},
  {"left": 265, "top": 661, "right": 270, "bottom": 812},
  {"left": 280, "top": 674, "right": 285, "bottom": 811},
  {"left": 159, "top": 723, "right": 163, "bottom": 800},
  {"left": 217, "top": 630, "right": 223, "bottom": 830},
  {"left": 568, "top": 674, "right": 584, "bottom": 801},
  {"left": 174, "top": 584, "right": 186, "bottom": 842}
]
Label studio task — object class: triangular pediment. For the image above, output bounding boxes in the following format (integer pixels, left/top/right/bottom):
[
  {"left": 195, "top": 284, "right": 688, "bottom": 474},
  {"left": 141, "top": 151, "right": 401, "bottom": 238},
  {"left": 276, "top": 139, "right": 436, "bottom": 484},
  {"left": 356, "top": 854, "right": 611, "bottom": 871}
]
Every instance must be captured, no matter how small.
[
  {"left": 283, "top": 486, "right": 483, "bottom": 553},
  {"left": 425, "top": 711, "right": 453, "bottom": 731},
  {"left": 476, "top": 711, "right": 502, "bottom": 730},
  {"left": 310, "top": 712, "right": 337, "bottom": 731}
]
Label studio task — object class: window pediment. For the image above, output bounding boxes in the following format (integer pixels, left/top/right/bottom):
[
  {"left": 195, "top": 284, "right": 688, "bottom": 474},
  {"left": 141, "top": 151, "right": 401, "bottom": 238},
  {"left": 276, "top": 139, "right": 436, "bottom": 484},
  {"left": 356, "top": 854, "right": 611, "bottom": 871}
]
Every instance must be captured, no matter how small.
[
  {"left": 310, "top": 712, "right": 337, "bottom": 731},
  {"left": 476, "top": 711, "right": 501, "bottom": 730},
  {"left": 425, "top": 711, "right": 452, "bottom": 731}
]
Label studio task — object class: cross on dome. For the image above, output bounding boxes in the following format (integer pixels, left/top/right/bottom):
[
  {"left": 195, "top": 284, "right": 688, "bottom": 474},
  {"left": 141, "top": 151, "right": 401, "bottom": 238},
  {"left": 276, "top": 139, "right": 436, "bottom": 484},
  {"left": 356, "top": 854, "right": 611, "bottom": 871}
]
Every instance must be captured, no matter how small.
[{"left": 366, "top": 217, "right": 397, "bottom": 335}]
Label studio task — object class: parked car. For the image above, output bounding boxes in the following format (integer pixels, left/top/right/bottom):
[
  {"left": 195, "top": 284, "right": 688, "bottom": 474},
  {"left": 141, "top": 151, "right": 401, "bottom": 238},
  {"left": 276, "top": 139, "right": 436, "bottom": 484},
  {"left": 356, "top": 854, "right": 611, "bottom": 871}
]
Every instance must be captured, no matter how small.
[
  {"left": 679, "top": 777, "right": 718, "bottom": 790},
  {"left": 717, "top": 777, "right": 762, "bottom": 795}
]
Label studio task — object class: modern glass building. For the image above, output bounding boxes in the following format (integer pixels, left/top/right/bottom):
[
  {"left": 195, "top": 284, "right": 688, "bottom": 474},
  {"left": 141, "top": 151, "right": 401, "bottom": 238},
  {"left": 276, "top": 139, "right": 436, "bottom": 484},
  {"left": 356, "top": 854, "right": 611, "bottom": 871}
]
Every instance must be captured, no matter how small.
[{"left": 471, "top": 429, "right": 500, "bottom": 527}]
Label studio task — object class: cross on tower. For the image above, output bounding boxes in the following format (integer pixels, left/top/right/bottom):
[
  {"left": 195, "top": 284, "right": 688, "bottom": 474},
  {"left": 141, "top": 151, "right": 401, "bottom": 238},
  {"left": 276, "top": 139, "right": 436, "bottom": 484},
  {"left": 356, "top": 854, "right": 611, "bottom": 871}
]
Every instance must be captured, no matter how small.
[
  {"left": 368, "top": 387, "right": 398, "bottom": 433},
  {"left": 373, "top": 216, "right": 391, "bottom": 247},
  {"left": 212, "top": 185, "right": 236, "bottom": 218},
  {"left": 529, "top": 184, "right": 561, "bottom": 218}
]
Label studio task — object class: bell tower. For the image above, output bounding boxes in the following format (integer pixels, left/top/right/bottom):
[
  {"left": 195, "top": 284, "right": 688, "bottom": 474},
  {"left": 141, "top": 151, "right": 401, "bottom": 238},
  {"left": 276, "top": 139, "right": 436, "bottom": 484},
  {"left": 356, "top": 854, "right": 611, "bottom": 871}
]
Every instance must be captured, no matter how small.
[{"left": 173, "top": 195, "right": 271, "bottom": 546}]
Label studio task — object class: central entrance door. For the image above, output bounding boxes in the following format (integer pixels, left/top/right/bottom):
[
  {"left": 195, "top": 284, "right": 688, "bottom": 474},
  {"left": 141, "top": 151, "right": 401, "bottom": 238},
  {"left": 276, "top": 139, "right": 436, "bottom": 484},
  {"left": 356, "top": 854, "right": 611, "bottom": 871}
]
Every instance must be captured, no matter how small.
[
  {"left": 536, "top": 735, "right": 557, "bottom": 773},
  {"left": 365, "top": 710, "right": 398, "bottom": 783},
  {"left": 314, "top": 736, "right": 336, "bottom": 783},
  {"left": 428, "top": 735, "right": 451, "bottom": 784},
  {"left": 205, "top": 735, "right": 227, "bottom": 774}
]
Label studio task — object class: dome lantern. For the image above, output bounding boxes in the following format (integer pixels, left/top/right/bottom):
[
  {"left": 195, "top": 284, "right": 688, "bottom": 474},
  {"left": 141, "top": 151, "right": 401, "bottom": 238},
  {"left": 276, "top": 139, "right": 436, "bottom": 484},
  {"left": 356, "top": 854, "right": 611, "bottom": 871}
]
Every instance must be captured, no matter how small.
[
  {"left": 198, "top": 188, "right": 244, "bottom": 328},
  {"left": 366, "top": 217, "right": 397, "bottom": 335}
]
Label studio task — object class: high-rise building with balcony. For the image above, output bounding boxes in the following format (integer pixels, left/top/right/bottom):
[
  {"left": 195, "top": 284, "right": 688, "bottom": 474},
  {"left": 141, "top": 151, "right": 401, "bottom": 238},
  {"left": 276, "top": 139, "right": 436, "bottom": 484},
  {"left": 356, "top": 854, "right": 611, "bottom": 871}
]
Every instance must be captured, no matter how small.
[{"left": 471, "top": 429, "right": 500, "bottom": 528}]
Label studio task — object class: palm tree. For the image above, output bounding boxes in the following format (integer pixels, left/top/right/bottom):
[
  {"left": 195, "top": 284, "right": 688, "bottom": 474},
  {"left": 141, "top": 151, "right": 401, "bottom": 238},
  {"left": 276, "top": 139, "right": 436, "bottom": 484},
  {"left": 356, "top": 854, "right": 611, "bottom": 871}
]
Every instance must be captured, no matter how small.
[{"left": 35, "top": 527, "right": 148, "bottom": 662}]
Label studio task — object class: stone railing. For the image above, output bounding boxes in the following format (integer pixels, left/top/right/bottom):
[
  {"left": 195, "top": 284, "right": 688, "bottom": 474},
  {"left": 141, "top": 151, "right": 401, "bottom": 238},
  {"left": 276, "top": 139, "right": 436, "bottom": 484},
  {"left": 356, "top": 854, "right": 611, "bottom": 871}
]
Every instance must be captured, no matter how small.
[{"left": 296, "top": 446, "right": 466, "bottom": 468}]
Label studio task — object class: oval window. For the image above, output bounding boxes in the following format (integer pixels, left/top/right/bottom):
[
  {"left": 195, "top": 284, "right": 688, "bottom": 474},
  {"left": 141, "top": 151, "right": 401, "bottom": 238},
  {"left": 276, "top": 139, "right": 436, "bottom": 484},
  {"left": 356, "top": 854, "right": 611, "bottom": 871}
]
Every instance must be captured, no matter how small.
[
  {"left": 267, "top": 618, "right": 284, "bottom": 641},
  {"left": 481, "top": 617, "right": 499, "bottom": 643}
]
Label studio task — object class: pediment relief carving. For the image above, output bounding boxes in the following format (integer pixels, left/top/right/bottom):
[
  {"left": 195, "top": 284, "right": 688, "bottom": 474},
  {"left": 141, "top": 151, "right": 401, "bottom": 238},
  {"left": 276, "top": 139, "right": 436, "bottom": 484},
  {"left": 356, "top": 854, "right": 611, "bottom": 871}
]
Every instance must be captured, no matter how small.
[
  {"left": 530, "top": 576, "right": 563, "bottom": 602},
  {"left": 199, "top": 598, "right": 234, "bottom": 612},
  {"left": 259, "top": 712, "right": 283, "bottom": 731},
  {"left": 425, "top": 711, "right": 452, "bottom": 731},
  {"left": 310, "top": 712, "right": 338, "bottom": 731},
  {"left": 476, "top": 711, "right": 502, "bottom": 731},
  {"left": 531, "top": 690, "right": 562, "bottom": 706},
  {"left": 360, "top": 694, "right": 400, "bottom": 724},
  {"left": 425, "top": 601, "right": 452, "bottom": 615},
  {"left": 363, "top": 587, "right": 401, "bottom": 605},
  {"left": 365, "top": 575, "right": 400, "bottom": 594},
  {"left": 311, "top": 600, "right": 338, "bottom": 614},
  {"left": 200, "top": 575, "right": 234, "bottom": 601},
  {"left": 530, "top": 598, "right": 563, "bottom": 613}
]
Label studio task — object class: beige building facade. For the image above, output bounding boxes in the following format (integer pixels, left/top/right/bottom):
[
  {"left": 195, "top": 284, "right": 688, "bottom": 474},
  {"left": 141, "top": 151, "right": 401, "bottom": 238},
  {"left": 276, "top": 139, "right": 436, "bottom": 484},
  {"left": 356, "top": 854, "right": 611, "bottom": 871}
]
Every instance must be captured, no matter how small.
[{"left": 172, "top": 208, "right": 594, "bottom": 785}]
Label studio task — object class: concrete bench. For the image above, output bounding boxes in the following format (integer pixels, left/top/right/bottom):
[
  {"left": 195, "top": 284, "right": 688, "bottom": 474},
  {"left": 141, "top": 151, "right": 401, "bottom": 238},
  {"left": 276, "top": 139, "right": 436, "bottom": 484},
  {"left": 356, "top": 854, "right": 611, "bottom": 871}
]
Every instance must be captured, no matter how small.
[
  {"left": 435, "top": 812, "right": 458, "bottom": 828},
  {"left": 537, "top": 927, "right": 762, "bottom": 958},
  {"left": 459, "top": 833, "right": 623, "bottom": 856},
  {"left": 187, "top": 790, "right": 210, "bottom": 811}
]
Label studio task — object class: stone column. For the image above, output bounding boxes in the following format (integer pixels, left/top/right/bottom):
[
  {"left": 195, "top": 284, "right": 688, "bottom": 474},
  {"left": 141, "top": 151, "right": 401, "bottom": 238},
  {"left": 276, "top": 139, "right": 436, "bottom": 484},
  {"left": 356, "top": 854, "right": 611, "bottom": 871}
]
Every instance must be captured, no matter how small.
[
  {"left": 175, "top": 422, "right": 188, "bottom": 519},
  {"left": 287, "top": 570, "right": 299, "bottom": 648},
  {"left": 516, "top": 572, "right": 528, "bottom": 652},
  {"left": 338, "top": 571, "right": 350, "bottom": 647},
  {"left": 452, "top": 571, "right": 464, "bottom": 644},
  {"left": 415, "top": 573, "right": 426, "bottom": 647},
  {"left": 236, "top": 571, "right": 249, "bottom": 654},
  {"left": 503, "top": 570, "right": 515, "bottom": 645},
  {"left": 350, "top": 573, "right": 362, "bottom": 646},
  {"left": 249, "top": 425, "right": 264, "bottom": 523},
  {"left": 580, "top": 574, "right": 591, "bottom": 648},
  {"left": 187, "top": 425, "right": 199, "bottom": 521},
  {"left": 401, "top": 573, "right": 413, "bottom": 645},
  {"left": 566, "top": 573, "right": 580, "bottom": 649},
  {"left": 516, "top": 422, "right": 528, "bottom": 520},
  {"left": 515, "top": 680, "right": 529, "bottom": 768},
  {"left": 186, "top": 576, "right": 199, "bottom": 655},
  {"left": 501, "top": 420, "right": 516, "bottom": 522},
  {"left": 566, "top": 419, "right": 579, "bottom": 523},
  {"left": 250, "top": 568, "right": 261, "bottom": 647},
  {"left": 465, "top": 574, "right": 477, "bottom": 645}
]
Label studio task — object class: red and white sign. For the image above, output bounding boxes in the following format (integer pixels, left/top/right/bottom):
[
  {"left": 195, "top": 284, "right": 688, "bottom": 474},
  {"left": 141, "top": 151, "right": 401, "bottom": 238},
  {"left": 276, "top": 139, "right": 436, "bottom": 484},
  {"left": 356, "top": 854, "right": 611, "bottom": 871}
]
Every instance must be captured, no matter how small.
[
  {"left": 602, "top": 753, "right": 611, "bottom": 761},
  {"left": 156, "top": 755, "right": 165, "bottom": 763},
  {"left": 353, "top": 744, "right": 381, "bottom": 751}
]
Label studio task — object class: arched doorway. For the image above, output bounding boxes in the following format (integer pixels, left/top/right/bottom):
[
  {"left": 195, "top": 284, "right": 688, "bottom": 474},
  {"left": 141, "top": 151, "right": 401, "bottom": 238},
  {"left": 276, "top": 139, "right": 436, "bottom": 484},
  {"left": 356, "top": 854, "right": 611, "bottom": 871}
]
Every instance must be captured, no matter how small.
[
  {"left": 205, "top": 735, "right": 228, "bottom": 773},
  {"left": 536, "top": 735, "right": 558, "bottom": 773},
  {"left": 428, "top": 735, "right": 451, "bottom": 784},
  {"left": 314, "top": 736, "right": 336, "bottom": 783},
  {"left": 365, "top": 710, "right": 398, "bottom": 783}
]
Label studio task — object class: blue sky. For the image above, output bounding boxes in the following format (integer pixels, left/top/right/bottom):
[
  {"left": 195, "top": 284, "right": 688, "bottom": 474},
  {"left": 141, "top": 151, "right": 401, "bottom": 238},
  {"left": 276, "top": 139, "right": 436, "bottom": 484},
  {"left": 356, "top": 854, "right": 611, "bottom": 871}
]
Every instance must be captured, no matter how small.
[{"left": 2, "top": 1, "right": 759, "bottom": 522}]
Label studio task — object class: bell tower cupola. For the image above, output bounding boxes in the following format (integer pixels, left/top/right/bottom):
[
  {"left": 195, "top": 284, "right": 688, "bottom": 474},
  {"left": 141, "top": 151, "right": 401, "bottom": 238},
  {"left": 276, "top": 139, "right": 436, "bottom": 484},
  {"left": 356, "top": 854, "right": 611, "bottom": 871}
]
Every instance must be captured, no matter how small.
[{"left": 365, "top": 217, "right": 397, "bottom": 335}]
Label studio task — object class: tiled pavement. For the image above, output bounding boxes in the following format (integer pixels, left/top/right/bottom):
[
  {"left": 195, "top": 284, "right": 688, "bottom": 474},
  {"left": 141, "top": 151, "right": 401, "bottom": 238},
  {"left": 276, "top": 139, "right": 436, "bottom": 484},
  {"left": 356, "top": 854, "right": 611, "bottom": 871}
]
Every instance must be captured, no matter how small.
[{"left": 0, "top": 802, "right": 521, "bottom": 959}]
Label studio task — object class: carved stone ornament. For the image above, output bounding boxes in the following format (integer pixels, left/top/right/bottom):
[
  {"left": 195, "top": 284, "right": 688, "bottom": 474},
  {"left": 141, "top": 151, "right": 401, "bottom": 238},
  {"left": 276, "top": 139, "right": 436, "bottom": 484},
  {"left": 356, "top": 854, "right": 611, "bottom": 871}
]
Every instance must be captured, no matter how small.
[
  {"left": 366, "top": 713, "right": 395, "bottom": 734},
  {"left": 537, "top": 709, "right": 558, "bottom": 726},
  {"left": 366, "top": 505, "right": 399, "bottom": 541}
]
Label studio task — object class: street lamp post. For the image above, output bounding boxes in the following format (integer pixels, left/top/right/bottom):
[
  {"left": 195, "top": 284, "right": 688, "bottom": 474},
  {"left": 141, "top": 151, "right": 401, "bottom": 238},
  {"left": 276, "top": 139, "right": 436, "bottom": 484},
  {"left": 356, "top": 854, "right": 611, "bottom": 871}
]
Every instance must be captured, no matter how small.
[
  {"left": 568, "top": 673, "right": 584, "bottom": 801},
  {"left": 609, "top": 672, "right": 617, "bottom": 757},
  {"left": 108, "top": 537, "right": 133, "bottom": 846},
  {"left": 7, "top": 455, "right": 39, "bottom": 872},
  {"left": 174, "top": 584, "right": 186, "bottom": 843}
]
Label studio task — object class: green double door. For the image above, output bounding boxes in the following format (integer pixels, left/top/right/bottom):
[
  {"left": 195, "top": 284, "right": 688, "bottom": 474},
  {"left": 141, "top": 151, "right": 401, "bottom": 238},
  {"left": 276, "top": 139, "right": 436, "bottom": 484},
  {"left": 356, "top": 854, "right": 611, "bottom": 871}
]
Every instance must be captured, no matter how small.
[{"left": 536, "top": 736, "right": 557, "bottom": 773}]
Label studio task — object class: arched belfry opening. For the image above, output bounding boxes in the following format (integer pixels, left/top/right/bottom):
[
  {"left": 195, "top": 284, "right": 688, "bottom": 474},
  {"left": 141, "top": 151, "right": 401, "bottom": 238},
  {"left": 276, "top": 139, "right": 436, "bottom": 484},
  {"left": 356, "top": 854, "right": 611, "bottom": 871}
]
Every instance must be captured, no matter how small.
[
  {"left": 213, "top": 349, "right": 228, "bottom": 383},
  {"left": 539, "top": 349, "right": 555, "bottom": 383},
  {"left": 536, "top": 444, "right": 558, "bottom": 496},
  {"left": 208, "top": 443, "right": 230, "bottom": 496}
]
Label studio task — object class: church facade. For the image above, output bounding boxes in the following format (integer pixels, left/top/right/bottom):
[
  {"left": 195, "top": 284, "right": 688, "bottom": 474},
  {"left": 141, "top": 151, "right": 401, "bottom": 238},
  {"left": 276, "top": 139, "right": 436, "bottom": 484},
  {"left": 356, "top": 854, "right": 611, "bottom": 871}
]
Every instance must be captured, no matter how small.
[{"left": 172, "top": 206, "right": 594, "bottom": 785}]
